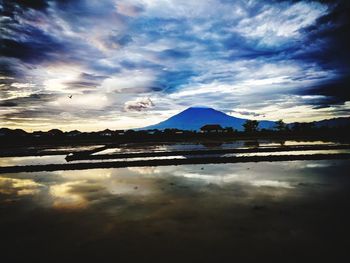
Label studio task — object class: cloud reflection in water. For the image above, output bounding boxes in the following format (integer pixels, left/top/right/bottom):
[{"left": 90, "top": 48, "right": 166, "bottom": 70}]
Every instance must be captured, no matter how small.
[{"left": 0, "top": 160, "right": 345, "bottom": 212}]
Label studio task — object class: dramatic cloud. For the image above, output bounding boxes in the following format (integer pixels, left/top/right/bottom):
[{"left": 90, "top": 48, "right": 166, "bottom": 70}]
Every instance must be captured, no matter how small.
[
  {"left": 124, "top": 97, "right": 154, "bottom": 112},
  {"left": 0, "top": 0, "right": 349, "bottom": 130}
]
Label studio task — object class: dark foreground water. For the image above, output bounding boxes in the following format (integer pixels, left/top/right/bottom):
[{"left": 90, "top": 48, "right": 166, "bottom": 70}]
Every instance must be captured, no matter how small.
[{"left": 1, "top": 160, "right": 350, "bottom": 262}]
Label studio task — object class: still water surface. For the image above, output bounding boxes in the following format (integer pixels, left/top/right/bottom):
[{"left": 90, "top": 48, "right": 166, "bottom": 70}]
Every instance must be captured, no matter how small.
[
  {"left": 1, "top": 143, "right": 349, "bottom": 262},
  {"left": 0, "top": 140, "right": 347, "bottom": 167},
  {"left": 0, "top": 160, "right": 347, "bottom": 209}
]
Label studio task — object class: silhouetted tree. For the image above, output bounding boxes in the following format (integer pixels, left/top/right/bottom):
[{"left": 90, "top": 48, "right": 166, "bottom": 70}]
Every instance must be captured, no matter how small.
[
  {"left": 125, "top": 129, "right": 136, "bottom": 137},
  {"left": 292, "top": 122, "right": 315, "bottom": 132},
  {"left": 225, "top": 127, "right": 234, "bottom": 133},
  {"left": 275, "top": 119, "right": 287, "bottom": 132},
  {"left": 243, "top": 120, "right": 259, "bottom": 133}
]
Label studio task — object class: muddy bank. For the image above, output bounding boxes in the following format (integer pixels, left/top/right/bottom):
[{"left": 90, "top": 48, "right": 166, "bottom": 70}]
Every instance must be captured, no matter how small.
[
  {"left": 1, "top": 153, "right": 350, "bottom": 173},
  {"left": 66, "top": 144, "right": 350, "bottom": 161}
]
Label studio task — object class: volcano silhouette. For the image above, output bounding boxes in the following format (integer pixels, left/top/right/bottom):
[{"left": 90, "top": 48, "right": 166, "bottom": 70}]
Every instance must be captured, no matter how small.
[{"left": 141, "top": 107, "right": 275, "bottom": 131}]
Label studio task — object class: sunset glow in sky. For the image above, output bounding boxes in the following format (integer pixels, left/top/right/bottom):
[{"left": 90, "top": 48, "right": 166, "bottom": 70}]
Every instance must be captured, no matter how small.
[{"left": 1, "top": 0, "right": 349, "bottom": 131}]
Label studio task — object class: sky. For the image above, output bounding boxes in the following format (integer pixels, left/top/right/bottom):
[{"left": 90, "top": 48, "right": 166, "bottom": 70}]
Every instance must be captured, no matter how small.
[{"left": 0, "top": 0, "right": 349, "bottom": 131}]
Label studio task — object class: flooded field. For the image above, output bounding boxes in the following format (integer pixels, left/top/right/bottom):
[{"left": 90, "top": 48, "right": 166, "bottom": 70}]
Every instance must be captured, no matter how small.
[
  {"left": 1, "top": 140, "right": 349, "bottom": 172},
  {"left": 2, "top": 149, "right": 349, "bottom": 168},
  {"left": 1, "top": 159, "right": 350, "bottom": 262},
  {"left": 0, "top": 140, "right": 349, "bottom": 262}
]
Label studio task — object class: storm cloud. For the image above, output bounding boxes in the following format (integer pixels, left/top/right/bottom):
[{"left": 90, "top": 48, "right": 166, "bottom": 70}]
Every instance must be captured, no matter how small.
[{"left": 0, "top": 0, "right": 349, "bottom": 130}]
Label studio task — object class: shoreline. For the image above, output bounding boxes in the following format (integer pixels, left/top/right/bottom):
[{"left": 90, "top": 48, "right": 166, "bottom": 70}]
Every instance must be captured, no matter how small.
[
  {"left": 1, "top": 153, "right": 349, "bottom": 174},
  {"left": 66, "top": 144, "right": 350, "bottom": 161}
]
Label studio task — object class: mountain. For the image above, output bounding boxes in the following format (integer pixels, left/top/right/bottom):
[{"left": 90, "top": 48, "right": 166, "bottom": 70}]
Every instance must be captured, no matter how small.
[
  {"left": 312, "top": 117, "right": 350, "bottom": 128},
  {"left": 289, "top": 117, "right": 350, "bottom": 129},
  {"left": 140, "top": 107, "right": 276, "bottom": 131}
]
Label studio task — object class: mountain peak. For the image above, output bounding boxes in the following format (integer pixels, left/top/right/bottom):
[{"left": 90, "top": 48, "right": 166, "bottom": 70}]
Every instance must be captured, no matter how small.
[
  {"left": 187, "top": 106, "right": 212, "bottom": 109},
  {"left": 141, "top": 107, "right": 275, "bottom": 131},
  {"left": 182, "top": 106, "right": 215, "bottom": 113}
]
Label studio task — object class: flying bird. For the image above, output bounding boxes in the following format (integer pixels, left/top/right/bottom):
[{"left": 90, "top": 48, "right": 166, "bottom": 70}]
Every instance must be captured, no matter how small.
[{"left": 68, "top": 95, "right": 73, "bottom": 99}]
